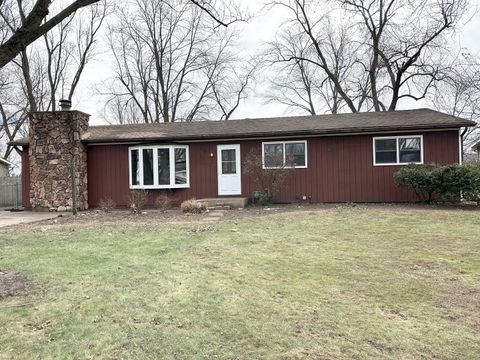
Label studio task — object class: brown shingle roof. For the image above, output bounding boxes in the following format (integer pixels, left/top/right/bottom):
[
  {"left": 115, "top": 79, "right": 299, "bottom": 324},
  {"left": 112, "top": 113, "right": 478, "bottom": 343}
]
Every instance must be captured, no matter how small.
[{"left": 10, "top": 108, "right": 476, "bottom": 146}]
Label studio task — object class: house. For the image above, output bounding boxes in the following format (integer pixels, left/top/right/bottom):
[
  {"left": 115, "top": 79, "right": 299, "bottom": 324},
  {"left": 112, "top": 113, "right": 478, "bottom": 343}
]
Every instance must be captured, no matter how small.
[
  {"left": 0, "top": 158, "right": 13, "bottom": 177},
  {"left": 9, "top": 108, "right": 475, "bottom": 210},
  {"left": 473, "top": 140, "right": 480, "bottom": 162}
]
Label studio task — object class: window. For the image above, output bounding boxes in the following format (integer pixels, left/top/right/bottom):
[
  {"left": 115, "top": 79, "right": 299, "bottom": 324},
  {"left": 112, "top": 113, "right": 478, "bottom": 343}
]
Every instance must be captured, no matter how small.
[
  {"left": 175, "top": 148, "right": 187, "bottom": 185},
  {"left": 373, "top": 136, "right": 423, "bottom": 166},
  {"left": 131, "top": 149, "right": 140, "bottom": 185},
  {"left": 221, "top": 149, "right": 237, "bottom": 174},
  {"left": 262, "top": 141, "right": 307, "bottom": 169},
  {"left": 129, "top": 145, "right": 189, "bottom": 188}
]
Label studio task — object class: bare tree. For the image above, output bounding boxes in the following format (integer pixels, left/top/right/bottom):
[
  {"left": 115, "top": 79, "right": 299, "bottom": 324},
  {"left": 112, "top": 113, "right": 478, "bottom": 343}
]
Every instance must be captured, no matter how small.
[
  {"left": 210, "top": 61, "right": 256, "bottom": 120},
  {"left": 104, "top": 0, "right": 254, "bottom": 123},
  {"left": 42, "top": 0, "right": 108, "bottom": 110},
  {"left": 265, "top": 21, "right": 360, "bottom": 114},
  {"left": 430, "top": 53, "right": 480, "bottom": 151},
  {"left": 0, "top": 0, "right": 101, "bottom": 68},
  {"left": 0, "top": 0, "right": 108, "bottom": 161},
  {"left": 267, "top": 0, "right": 468, "bottom": 113},
  {"left": 0, "top": 0, "right": 246, "bottom": 70}
]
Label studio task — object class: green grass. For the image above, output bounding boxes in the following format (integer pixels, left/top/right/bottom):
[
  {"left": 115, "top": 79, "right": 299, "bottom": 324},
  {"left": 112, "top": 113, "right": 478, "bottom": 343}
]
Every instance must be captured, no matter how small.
[{"left": 0, "top": 206, "right": 479, "bottom": 359}]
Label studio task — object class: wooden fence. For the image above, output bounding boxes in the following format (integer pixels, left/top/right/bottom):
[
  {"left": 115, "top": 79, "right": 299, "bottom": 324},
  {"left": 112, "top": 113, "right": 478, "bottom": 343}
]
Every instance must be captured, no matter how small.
[{"left": 0, "top": 176, "right": 22, "bottom": 208}]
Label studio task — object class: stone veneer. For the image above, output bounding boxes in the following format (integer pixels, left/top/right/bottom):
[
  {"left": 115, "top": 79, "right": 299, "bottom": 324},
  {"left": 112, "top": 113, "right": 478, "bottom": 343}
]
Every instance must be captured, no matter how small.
[{"left": 29, "top": 111, "right": 89, "bottom": 211}]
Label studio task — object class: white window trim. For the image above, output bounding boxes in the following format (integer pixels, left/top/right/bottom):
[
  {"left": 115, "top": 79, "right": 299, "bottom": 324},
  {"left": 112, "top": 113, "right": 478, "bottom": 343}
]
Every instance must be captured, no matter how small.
[
  {"left": 372, "top": 135, "right": 424, "bottom": 166},
  {"left": 129, "top": 145, "right": 190, "bottom": 189},
  {"left": 262, "top": 140, "right": 308, "bottom": 169}
]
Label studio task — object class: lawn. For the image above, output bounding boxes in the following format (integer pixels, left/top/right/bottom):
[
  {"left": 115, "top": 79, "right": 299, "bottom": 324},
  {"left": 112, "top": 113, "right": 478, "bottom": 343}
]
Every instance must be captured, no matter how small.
[{"left": 0, "top": 205, "right": 479, "bottom": 359}]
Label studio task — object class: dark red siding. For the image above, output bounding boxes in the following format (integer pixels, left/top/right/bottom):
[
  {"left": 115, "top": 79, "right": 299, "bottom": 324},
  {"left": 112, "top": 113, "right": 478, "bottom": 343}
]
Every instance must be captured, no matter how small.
[
  {"left": 21, "top": 146, "right": 31, "bottom": 209},
  {"left": 86, "top": 130, "right": 460, "bottom": 207}
]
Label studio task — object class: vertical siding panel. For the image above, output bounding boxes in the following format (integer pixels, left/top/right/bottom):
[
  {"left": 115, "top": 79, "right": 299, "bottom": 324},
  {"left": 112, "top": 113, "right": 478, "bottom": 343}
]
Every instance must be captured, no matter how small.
[
  {"left": 315, "top": 139, "right": 321, "bottom": 202},
  {"left": 314, "top": 140, "right": 319, "bottom": 201},
  {"left": 340, "top": 137, "right": 345, "bottom": 201},
  {"left": 328, "top": 138, "right": 334, "bottom": 202},
  {"left": 324, "top": 140, "right": 330, "bottom": 202},
  {"left": 21, "top": 147, "right": 31, "bottom": 208},
  {"left": 344, "top": 137, "right": 351, "bottom": 202},
  {"left": 332, "top": 138, "right": 338, "bottom": 202}
]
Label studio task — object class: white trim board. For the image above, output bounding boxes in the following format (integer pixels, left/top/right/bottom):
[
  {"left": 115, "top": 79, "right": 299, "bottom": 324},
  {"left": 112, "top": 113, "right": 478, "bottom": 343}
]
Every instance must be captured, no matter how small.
[{"left": 372, "top": 135, "right": 424, "bottom": 166}]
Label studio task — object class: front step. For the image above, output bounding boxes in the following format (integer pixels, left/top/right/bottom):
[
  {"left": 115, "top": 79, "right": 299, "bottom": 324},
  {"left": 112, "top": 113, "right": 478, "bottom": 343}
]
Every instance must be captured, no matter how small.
[
  {"left": 208, "top": 205, "right": 233, "bottom": 210},
  {"left": 198, "top": 197, "right": 249, "bottom": 209}
]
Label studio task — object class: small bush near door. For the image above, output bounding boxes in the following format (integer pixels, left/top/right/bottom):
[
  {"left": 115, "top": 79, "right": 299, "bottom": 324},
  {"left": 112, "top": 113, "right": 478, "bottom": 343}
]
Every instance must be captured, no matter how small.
[
  {"left": 243, "top": 150, "right": 293, "bottom": 205},
  {"left": 181, "top": 199, "right": 207, "bottom": 213},
  {"left": 128, "top": 190, "right": 149, "bottom": 213},
  {"left": 98, "top": 197, "right": 116, "bottom": 213},
  {"left": 154, "top": 194, "right": 172, "bottom": 212}
]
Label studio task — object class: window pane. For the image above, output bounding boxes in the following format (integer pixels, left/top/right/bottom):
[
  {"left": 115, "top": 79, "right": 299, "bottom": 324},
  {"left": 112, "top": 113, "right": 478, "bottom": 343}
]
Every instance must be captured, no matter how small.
[
  {"left": 131, "top": 149, "right": 140, "bottom": 185},
  {"left": 222, "top": 149, "right": 236, "bottom": 162},
  {"left": 375, "top": 139, "right": 396, "bottom": 151},
  {"left": 221, "top": 149, "right": 236, "bottom": 174},
  {"left": 175, "top": 148, "right": 187, "bottom": 185},
  {"left": 264, "top": 143, "right": 284, "bottom": 168},
  {"left": 376, "top": 151, "right": 397, "bottom": 163},
  {"left": 285, "top": 142, "right": 306, "bottom": 167},
  {"left": 375, "top": 139, "right": 397, "bottom": 164},
  {"left": 222, "top": 162, "right": 236, "bottom": 174},
  {"left": 399, "top": 137, "right": 421, "bottom": 163},
  {"left": 143, "top": 149, "right": 154, "bottom": 185},
  {"left": 157, "top": 148, "right": 170, "bottom": 185}
]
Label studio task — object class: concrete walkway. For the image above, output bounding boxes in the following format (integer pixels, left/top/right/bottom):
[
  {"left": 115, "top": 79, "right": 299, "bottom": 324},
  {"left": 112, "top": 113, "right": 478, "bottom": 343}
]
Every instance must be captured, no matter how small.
[
  {"left": 0, "top": 209, "right": 63, "bottom": 228},
  {"left": 201, "top": 210, "right": 225, "bottom": 223}
]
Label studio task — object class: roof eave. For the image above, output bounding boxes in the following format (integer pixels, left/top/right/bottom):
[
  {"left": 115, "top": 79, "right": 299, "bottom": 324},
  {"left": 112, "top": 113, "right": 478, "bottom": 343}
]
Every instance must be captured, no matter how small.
[{"left": 82, "top": 123, "right": 471, "bottom": 144}]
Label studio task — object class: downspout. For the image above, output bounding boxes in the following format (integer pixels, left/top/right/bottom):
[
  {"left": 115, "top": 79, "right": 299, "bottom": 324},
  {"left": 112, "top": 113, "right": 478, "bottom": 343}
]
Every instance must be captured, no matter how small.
[{"left": 460, "top": 127, "right": 468, "bottom": 165}]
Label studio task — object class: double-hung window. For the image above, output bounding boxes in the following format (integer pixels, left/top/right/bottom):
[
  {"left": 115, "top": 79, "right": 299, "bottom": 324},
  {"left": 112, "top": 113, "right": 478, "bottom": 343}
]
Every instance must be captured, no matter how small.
[
  {"left": 129, "top": 145, "right": 189, "bottom": 188},
  {"left": 373, "top": 135, "right": 423, "bottom": 166},
  {"left": 262, "top": 140, "right": 307, "bottom": 169}
]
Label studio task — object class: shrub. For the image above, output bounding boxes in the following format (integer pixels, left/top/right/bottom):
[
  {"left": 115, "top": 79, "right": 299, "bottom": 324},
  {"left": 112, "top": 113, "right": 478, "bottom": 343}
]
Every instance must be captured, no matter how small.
[
  {"left": 128, "top": 190, "right": 149, "bottom": 213},
  {"left": 394, "top": 164, "right": 439, "bottom": 203},
  {"left": 154, "top": 194, "right": 171, "bottom": 212},
  {"left": 394, "top": 163, "right": 480, "bottom": 205},
  {"left": 434, "top": 164, "right": 471, "bottom": 202},
  {"left": 258, "top": 191, "right": 273, "bottom": 206},
  {"left": 98, "top": 197, "right": 116, "bottom": 213},
  {"left": 243, "top": 150, "right": 293, "bottom": 206},
  {"left": 463, "top": 163, "right": 480, "bottom": 205},
  {"left": 181, "top": 199, "right": 207, "bottom": 214}
]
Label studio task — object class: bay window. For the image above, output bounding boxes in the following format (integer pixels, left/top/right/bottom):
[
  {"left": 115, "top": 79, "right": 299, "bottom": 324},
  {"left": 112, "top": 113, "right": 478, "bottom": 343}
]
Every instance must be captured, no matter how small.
[
  {"left": 373, "top": 135, "right": 423, "bottom": 166},
  {"left": 129, "top": 145, "right": 189, "bottom": 188}
]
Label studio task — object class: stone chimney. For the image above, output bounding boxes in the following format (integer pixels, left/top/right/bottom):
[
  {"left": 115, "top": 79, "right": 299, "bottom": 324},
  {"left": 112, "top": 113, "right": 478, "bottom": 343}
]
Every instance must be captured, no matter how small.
[{"left": 28, "top": 108, "right": 89, "bottom": 211}]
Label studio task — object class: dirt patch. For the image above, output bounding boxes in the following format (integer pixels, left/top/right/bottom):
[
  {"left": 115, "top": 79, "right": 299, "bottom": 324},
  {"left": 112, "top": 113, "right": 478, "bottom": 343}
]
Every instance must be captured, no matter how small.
[
  {"left": 442, "top": 286, "right": 480, "bottom": 312},
  {"left": 440, "top": 284, "right": 480, "bottom": 331},
  {"left": 408, "top": 260, "right": 442, "bottom": 272},
  {"left": 0, "top": 270, "right": 30, "bottom": 299}
]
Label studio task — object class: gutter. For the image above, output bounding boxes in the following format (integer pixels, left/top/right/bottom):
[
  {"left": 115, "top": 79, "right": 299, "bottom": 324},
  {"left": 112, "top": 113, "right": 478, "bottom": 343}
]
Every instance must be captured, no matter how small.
[{"left": 83, "top": 126, "right": 466, "bottom": 146}]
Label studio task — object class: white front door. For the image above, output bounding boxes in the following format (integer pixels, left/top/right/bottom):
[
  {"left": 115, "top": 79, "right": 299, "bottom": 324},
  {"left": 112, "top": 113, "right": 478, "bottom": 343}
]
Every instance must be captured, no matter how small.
[{"left": 217, "top": 144, "right": 241, "bottom": 196}]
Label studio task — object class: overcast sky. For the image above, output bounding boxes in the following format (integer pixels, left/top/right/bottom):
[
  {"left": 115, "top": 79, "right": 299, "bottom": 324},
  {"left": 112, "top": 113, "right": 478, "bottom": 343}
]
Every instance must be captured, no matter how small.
[{"left": 74, "top": 0, "right": 480, "bottom": 126}]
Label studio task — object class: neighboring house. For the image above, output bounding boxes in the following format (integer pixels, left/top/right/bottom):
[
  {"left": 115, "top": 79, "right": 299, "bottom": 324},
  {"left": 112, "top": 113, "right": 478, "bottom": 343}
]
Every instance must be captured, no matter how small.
[
  {"left": 0, "top": 158, "right": 13, "bottom": 177},
  {"left": 473, "top": 140, "right": 480, "bottom": 162},
  {"left": 10, "top": 108, "right": 475, "bottom": 210}
]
